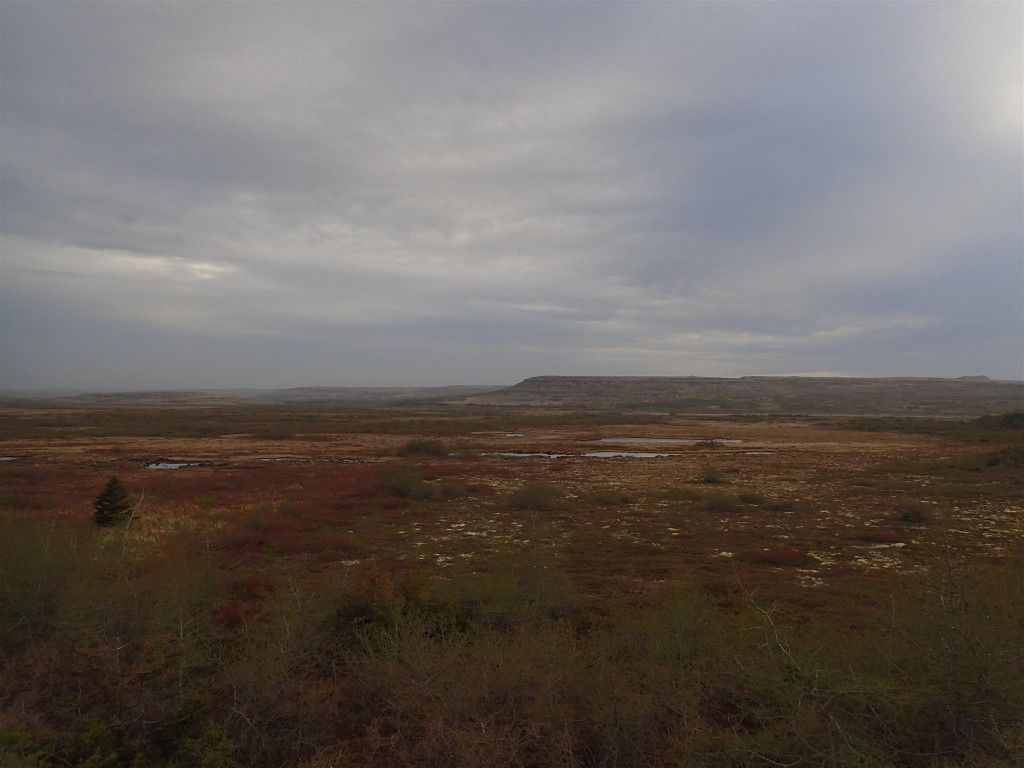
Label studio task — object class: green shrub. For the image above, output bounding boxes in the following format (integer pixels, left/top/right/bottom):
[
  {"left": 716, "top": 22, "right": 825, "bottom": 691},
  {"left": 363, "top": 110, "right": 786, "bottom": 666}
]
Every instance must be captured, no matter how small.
[
  {"left": 698, "top": 493, "right": 739, "bottom": 513},
  {"left": 763, "top": 499, "right": 800, "bottom": 513},
  {"left": 417, "top": 480, "right": 467, "bottom": 501},
  {"left": 380, "top": 464, "right": 423, "bottom": 499},
  {"left": 697, "top": 462, "right": 728, "bottom": 484},
  {"left": 435, "top": 480, "right": 467, "bottom": 498},
  {"left": 584, "top": 489, "right": 635, "bottom": 506},
  {"left": 738, "top": 491, "right": 765, "bottom": 505},
  {"left": 894, "top": 500, "right": 930, "bottom": 524},
  {"left": 398, "top": 438, "right": 448, "bottom": 457},
  {"left": 661, "top": 487, "right": 704, "bottom": 501},
  {"left": 509, "top": 482, "right": 562, "bottom": 511}
]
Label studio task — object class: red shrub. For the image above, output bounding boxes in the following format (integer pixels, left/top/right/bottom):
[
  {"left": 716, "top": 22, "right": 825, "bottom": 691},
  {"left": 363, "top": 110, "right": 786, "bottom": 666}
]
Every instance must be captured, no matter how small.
[
  {"left": 318, "top": 535, "right": 361, "bottom": 553},
  {"left": 214, "top": 529, "right": 264, "bottom": 557},
  {"left": 229, "top": 575, "right": 276, "bottom": 601},
  {"left": 213, "top": 600, "right": 256, "bottom": 630}
]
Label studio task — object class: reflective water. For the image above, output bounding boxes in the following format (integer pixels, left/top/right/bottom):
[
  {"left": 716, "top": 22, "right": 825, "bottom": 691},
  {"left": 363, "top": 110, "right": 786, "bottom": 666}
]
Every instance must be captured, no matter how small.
[
  {"left": 583, "top": 451, "right": 681, "bottom": 458},
  {"left": 484, "top": 451, "right": 682, "bottom": 459},
  {"left": 483, "top": 452, "right": 569, "bottom": 459},
  {"left": 147, "top": 462, "right": 200, "bottom": 470},
  {"left": 0, "top": 457, "right": 17, "bottom": 461},
  {"left": 598, "top": 437, "right": 745, "bottom": 444}
]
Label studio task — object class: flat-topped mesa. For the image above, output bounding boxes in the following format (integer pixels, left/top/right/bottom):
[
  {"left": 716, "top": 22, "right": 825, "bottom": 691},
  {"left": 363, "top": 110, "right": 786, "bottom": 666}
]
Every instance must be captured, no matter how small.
[{"left": 463, "top": 375, "right": 1024, "bottom": 416}]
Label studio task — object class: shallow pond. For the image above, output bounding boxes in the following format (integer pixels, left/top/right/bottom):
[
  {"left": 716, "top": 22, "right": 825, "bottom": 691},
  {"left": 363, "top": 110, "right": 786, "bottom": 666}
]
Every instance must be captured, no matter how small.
[
  {"left": 147, "top": 462, "right": 200, "bottom": 470},
  {"left": 0, "top": 456, "right": 17, "bottom": 462},
  {"left": 583, "top": 451, "right": 681, "bottom": 458},
  {"left": 484, "top": 451, "right": 683, "bottom": 459},
  {"left": 598, "top": 437, "right": 745, "bottom": 444},
  {"left": 483, "top": 452, "right": 570, "bottom": 459}
]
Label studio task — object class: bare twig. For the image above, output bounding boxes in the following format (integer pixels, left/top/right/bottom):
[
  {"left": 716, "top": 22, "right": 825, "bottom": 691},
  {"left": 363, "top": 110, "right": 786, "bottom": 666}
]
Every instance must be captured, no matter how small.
[{"left": 121, "top": 488, "right": 145, "bottom": 557}]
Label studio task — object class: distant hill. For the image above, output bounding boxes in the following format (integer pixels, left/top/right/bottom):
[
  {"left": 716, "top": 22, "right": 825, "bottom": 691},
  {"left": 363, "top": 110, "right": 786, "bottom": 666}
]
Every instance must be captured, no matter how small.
[
  {"left": 0, "top": 385, "right": 508, "bottom": 407},
  {"left": 461, "top": 375, "right": 1024, "bottom": 416},
  {"left": 3, "top": 378, "right": 1019, "bottom": 415},
  {"left": 257, "top": 385, "right": 506, "bottom": 404}
]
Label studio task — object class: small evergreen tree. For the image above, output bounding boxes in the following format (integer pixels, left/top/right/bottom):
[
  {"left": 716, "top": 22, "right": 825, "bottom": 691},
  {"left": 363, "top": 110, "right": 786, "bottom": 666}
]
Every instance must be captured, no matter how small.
[{"left": 92, "top": 477, "right": 131, "bottom": 526}]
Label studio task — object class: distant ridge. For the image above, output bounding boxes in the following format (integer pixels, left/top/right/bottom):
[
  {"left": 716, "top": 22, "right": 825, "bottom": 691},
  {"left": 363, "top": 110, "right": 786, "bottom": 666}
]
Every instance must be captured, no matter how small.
[
  {"left": 461, "top": 375, "right": 1024, "bottom": 416},
  {"left": 259, "top": 385, "right": 506, "bottom": 403},
  {"left": 0, "top": 385, "right": 508, "bottom": 407}
]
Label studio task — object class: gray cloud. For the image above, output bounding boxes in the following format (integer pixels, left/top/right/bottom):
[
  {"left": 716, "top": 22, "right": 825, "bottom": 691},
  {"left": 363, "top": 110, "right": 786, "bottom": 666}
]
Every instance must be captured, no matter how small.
[{"left": 1, "top": 1, "right": 1021, "bottom": 390}]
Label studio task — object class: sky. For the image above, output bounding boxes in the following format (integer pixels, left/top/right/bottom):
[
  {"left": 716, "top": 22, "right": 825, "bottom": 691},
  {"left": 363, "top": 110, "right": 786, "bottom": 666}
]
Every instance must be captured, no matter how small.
[{"left": 1, "top": 1, "right": 1022, "bottom": 391}]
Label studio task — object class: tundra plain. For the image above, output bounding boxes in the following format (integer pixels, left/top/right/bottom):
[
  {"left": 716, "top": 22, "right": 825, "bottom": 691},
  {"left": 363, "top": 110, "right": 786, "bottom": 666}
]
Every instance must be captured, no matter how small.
[{"left": 1, "top": 393, "right": 1022, "bottom": 767}]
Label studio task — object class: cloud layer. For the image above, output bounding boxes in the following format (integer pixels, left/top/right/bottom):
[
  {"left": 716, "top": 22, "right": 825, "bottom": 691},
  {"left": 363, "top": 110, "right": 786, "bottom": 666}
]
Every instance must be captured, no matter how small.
[{"left": 2, "top": 2, "right": 1021, "bottom": 389}]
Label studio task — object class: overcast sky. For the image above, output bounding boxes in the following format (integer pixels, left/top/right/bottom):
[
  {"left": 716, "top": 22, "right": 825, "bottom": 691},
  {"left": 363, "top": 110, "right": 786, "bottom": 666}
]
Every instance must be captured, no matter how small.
[{"left": 1, "top": 1, "right": 1021, "bottom": 390}]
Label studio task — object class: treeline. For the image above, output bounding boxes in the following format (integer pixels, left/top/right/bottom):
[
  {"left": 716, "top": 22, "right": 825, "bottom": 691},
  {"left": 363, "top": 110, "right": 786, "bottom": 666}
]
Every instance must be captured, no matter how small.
[{"left": 2, "top": 515, "right": 1022, "bottom": 767}]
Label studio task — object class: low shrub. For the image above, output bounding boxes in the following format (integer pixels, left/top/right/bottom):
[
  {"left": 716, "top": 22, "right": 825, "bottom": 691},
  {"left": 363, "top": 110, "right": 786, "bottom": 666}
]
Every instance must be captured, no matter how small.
[
  {"left": 584, "top": 489, "right": 636, "bottom": 506},
  {"left": 971, "top": 411, "right": 1024, "bottom": 430},
  {"left": 417, "top": 480, "right": 468, "bottom": 500},
  {"left": 763, "top": 499, "right": 800, "bottom": 513},
  {"left": 738, "top": 491, "right": 765, "bottom": 505},
  {"left": 894, "top": 500, "right": 930, "bottom": 524},
  {"left": 662, "top": 487, "right": 704, "bottom": 501},
  {"left": 699, "top": 493, "right": 740, "bottom": 513},
  {"left": 509, "top": 482, "right": 562, "bottom": 511},
  {"left": 698, "top": 462, "right": 728, "bottom": 485},
  {"left": 380, "top": 464, "right": 423, "bottom": 499},
  {"left": 435, "top": 480, "right": 467, "bottom": 498},
  {"left": 398, "top": 438, "right": 448, "bottom": 457},
  {"left": 213, "top": 600, "right": 257, "bottom": 630},
  {"left": 229, "top": 575, "right": 276, "bottom": 601}
]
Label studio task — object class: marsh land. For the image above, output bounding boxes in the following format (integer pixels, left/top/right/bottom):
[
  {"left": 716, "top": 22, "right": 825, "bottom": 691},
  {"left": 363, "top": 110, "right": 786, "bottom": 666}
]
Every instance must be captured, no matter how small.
[{"left": 2, "top": 377, "right": 1022, "bottom": 767}]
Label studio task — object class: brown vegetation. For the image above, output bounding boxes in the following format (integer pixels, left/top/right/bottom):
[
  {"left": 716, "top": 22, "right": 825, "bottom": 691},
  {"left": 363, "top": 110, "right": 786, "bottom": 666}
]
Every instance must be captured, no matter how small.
[{"left": 1, "top": 403, "right": 1022, "bottom": 766}]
